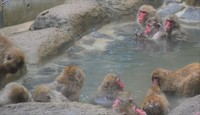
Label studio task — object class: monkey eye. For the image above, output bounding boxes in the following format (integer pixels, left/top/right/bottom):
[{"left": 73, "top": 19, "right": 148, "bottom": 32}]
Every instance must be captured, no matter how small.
[{"left": 7, "top": 55, "right": 12, "bottom": 61}]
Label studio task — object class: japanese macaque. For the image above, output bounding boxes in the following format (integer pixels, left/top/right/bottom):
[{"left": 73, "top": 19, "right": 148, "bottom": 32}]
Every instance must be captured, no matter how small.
[
  {"left": 164, "top": 15, "right": 187, "bottom": 51},
  {"left": 48, "top": 65, "right": 85, "bottom": 102},
  {"left": 93, "top": 73, "right": 125, "bottom": 108},
  {"left": 135, "top": 5, "right": 156, "bottom": 50},
  {"left": 0, "top": 33, "right": 26, "bottom": 89},
  {"left": 182, "top": 70, "right": 200, "bottom": 97},
  {"left": 0, "top": 82, "right": 32, "bottom": 106},
  {"left": 141, "top": 85, "right": 169, "bottom": 115},
  {"left": 137, "top": 5, "right": 156, "bottom": 29},
  {"left": 33, "top": 84, "right": 69, "bottom": 102},
  {"left": 113, "top": 91, "right": 147, "bottom": 115},
  {"left": 144, "top": 16, "right": 167, "bottom": 52},
  {"left": 151, "top": 63, "right": 200, "bottom": 96}
]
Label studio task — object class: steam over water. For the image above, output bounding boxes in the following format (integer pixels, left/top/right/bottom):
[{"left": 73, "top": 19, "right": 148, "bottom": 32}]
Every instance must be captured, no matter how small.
[{"left": 23, "top": 21, "right": 200, "bottom": 109}]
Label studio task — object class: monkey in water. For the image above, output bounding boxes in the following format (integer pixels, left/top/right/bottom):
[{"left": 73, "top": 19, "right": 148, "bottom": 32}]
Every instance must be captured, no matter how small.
[
  {"left": 141, "top": 83, "right": 169, "bottom": 115},
  {"left": 135, "top": 5, "right": 157, "bottom": 50},
  {"left": 113, "top": 91, "right": 147, "bottom": 115},
  {"left": 48, "top": 65, "right": 85, "bottom": 102},
  {"left": 0, "top": 33, "right": 26, "bottom": 89},
  {"left": 164, "top": 15, "right": 188, "bottom": 52},
  {"left": 93, "top": 73, "right": 125, "bottom": 108},
  {"left": 33, "top": 84, "right": 69, "bottom": 102},
  {"left": 0, "top": 82, "right": 32, "bottom": 106}
]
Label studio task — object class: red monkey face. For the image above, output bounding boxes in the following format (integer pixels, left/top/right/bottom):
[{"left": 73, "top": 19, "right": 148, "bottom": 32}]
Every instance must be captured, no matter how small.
[
  {"left": 145, "top": 23, "right": 152, "bottom": 36},
  {"left": 165, "top": 19, "right": 173, "bottom": 32},
  {"left": 137, "top": 10, "right": 147, "bottom": 24}
]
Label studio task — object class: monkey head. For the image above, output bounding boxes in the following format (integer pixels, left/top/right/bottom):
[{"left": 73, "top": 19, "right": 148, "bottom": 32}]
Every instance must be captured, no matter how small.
[
  {"left": 56, "top": 65, "right": 85, "bottom": 85},
  {"left": 3, "top": 48, "right": 25, "bottom": 74},
  {"left": 33, "top": 85, "right": 68, "bottom": 102},
  {"left": 151, "top": 68, "right": 170, "bottom": 87},
  {"left": 165, "top": 15, "right": 179, "bottom": 32},
  {"left": 145, "top": 16, "right": 162, "bottom": 37},
  {"left": 102, "top": 73, "right": 125, "bottom": 90},
  {"left": 33, "top": 85, "right": 52, "bottom": 102},
  {"left": 137, "top": 5, "right": 156, "bottom": 26},
  {"left": 113, "top": 91, "right": 146, "bottom": 115}
]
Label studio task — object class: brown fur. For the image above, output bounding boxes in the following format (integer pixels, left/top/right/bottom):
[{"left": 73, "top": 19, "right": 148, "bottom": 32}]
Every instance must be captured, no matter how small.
[
  {"left": 49, "top": 65, "right": 85, "bottom": 102},
  {"left": 93, "top": 73, "right": 125, "bottom": 108},
  {"left": 33, "top": 84, "right": 68, "bottom": 102},
  {"left": 137, "top": 5, "right": 156, "bottom": 28},
  {"left": 141, "top": 85, "right": 169, "bottom": 115},
  {"left": 183, "top": 70, "right": 200, "bottom": 97},
  {"left": 152, "top": 63, "right": 200, "bottom": 96},
  {"left": 0, "top": 82, "right": 31, "bottom": 106},
  {"left": 164, "top": 15, "right": 188, "bottom": 51},
  {"left": 113, "top": 91, "right": 140, "bottom": 115},
  {"left": 0, "top": 33, "right": 26, "bottom": 89}
]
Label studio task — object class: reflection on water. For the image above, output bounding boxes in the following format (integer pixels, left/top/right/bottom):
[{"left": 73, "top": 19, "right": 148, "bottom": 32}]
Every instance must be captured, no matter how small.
[{"left": 23, "top": 21, "right": 200, "bottom": 109}]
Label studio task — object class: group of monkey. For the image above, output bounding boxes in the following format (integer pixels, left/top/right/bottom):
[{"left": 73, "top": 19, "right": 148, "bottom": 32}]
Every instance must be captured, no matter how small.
[
  {"left": 0, "top": 3, "right": 200, "bottom": 115},
  {"left": 135, "top": 4, "right": 188, "bottom": 53}
]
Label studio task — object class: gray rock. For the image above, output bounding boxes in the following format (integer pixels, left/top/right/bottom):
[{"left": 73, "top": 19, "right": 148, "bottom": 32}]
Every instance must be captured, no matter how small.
[
  {"left": 181, "top": 7, "right": 200, "bottom": 21},
  {"left": 158, "top": 3, "right": 185, "bottom": 18},
  {"left": 30, "top": 0, "right": 109, "bottom": 36},
  {"left": 10, "top": 28, "right": 72, "bottom": 64},
  {"left": 169, "top": 94, "right": 200, "bottom": 115},
  {"left": 96, "top": 0, "right": 142, "bottom": 20},
  {"left": 0, "top": 102, "right": 114, "bottom": 115}
]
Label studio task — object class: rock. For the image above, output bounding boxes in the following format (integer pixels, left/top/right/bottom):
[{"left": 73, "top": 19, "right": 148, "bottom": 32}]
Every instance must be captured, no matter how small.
[
  {"left": 0, "top": 102, "right": 114, "bottom": 115},
  {"left": 96, "top": 0, "right": 142, "bottom": 20},
  {"left": 158, "top": 3, "right": 185, "bottom": 18},
  {"left": 169, "top": 94, "right": 200, "bottom": 115},
  {"left": 30, "top": 0, "right": 109, "bottom": 37},
  {"left": 10, "top": 28, "right": 73, "bottom": 64},
  {"left": 184, "top": 0, "right": 200, "bottom": 7}
]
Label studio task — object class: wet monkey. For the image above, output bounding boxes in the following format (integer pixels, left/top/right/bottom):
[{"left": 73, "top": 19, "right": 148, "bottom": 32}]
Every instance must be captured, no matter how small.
[
  {"left": 93, "top": 73, "right": 125, "bottom": 108},
  {"left": 48, "top": 65, "right": 85, "bottom": 102},
  {"left": 144, "top": 16, "right": 168, "bottom": 52},
  {"left": 141, "top": 85, "right": 169, "bottom": 115},
  {"left": 164, "top": 15, "right": 188, "bottom": 51},
  {"left": 137, "top": 5, "right": 156, "bottom": 28},
  {"left": 135, "top": 5, "right": 156, "bottom": 49},
  {"left": 113, "top": 91, "right": 147, "bottom": 115},
  {"left": 0, "top": 82, "right": 32, "bottom": 106}
]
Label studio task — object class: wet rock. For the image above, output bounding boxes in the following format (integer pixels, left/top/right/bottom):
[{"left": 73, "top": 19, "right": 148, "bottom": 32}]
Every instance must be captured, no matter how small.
[
  {"left": 30, "top": 0, "right": 109, "bottom": 37},
  {"left": 169, "top": 94, "right": 200, "bottom": 115},
  {"left": 10, "top": 28, "right": 73, "bottom": 64},
  {"left": 96, "top": 0, "right": 142, "bottom": 20},
  {"left": 158, "top": 3, "right": 185, "bottom": 18},
  {"left": 0, "top": 102, "right": 114, "bottom": 115},
  {"left": 181, "top": 7, "right": 200, "bottom": 21}
]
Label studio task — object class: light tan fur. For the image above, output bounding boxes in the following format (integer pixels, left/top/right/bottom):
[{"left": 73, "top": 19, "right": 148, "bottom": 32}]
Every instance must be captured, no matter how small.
[
  {"left": 182, "top": 70, "right": 200, "bottom": 97},
  {"left": 0, "top": 82, "right": 31, "bottom": 106},
  {"left": 113, "top": 91, "right": 140, "bottom": 115},
  {"left": 152, "top": 63, "right": 200, "bottom": 96},
  {"left": 33, "top": 84, "right": 68, "bottom": 102},
  {"left": 48, "top": 65, "right": 85, "bottom": 102},
  {"left": 137, "top": 5, "right": 156, "bottom": 28},
  {"left": 0, "top": 33, "right": 26, "bottom": 90},
  {"left": 93, "top": 73, "right": 125, "bottom": 108},
  {"left": 141, "top": 85, "right": 169, "bottom": 115}
]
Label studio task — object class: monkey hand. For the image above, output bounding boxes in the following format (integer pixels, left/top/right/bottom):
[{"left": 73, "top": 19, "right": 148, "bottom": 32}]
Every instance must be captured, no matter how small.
[
  {"left": 116, "top": 78, "right": 125, "bottom": 89},
  {"left": 133, "top": 106, "right": 147, "bottom": 115}
]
